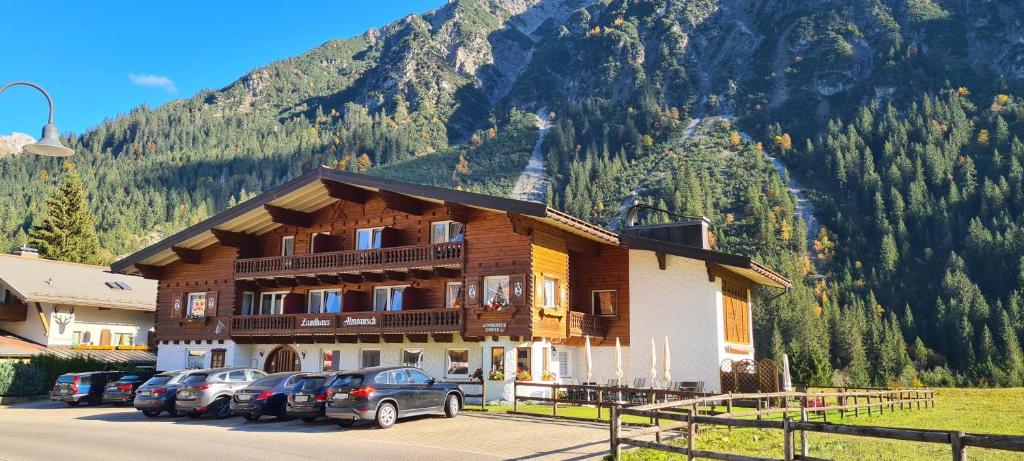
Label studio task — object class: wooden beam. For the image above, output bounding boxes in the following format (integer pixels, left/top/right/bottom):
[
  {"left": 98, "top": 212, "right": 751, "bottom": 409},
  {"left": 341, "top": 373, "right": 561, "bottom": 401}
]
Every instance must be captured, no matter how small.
[
  {"left": 318, "top": 274, "right": 340, "bottom": 285},
  {"left": 461, "top": 335, "right": 482, "bottom": 342},
  {"left": 360, "top": 272, "right": 384, "bottom": 282},
  {"left": 339, "top": 273, "right": 363, "bottom": 284},
  {"left": 322, "top": 180, "right": 370, "bottom": 203},
  {"left": 431, "top": 333, "right": 454, "bottom": 343},
  {"left": 274, "top": 277, "right": 299, "bottom": 287},
  {"left": 380, "top": 191, "right": 426, "bottom": 216},
  {"left": 256, "top": 278, "right": 279, "bottom": 288},
  {"left": 264, "top": 204, "right": 314, "bottom": 228},
  {"left": 382, "top": 334, "right": 405, "bottom": 344},
  {"left": 434, "top": 267, "right": 460, "bottom": 278},
  {"left": 337, "top": 335, "right": 358, "bottom": 344},
  {"left": 211, "top": 228, "right": 258, "bottom": 249},
  {"left": 508, "top": 213, "right": 533, "bottom": 237},
  {"left": 236, "top": 280, "right": 260, "bottom": 290},
  {"left": 297, "top": 276, "right": 320, "bottom": 286},
  {"left": 357, "top": 334, "right": 380, "bottom": 344},
  {"left": 445, "top": 202, "right": 470, "bottom": 222},
  {"left": 409, "top": 269, "right": 434, "bottom": 280},
  {"left": 656, "top": 252, "right": 667, "bottom": 270},
  {"left": 384, "top": 270, "right": 406, "bottom": 281},
  {"left": 406, "top": 334, "right": 429, "bottom": 343},
  {"left": 566, "top": 234, "right": 602, "bottom": 257},
  {"left": 171, "top": 246, "right": 201, "bottom": 264},
  {"left": 134, "top": 264, "right": 164, "bottom": 280}
]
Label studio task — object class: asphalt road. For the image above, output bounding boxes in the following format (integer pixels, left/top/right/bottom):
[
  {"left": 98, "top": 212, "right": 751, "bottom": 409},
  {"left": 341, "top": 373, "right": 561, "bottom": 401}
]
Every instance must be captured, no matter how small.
[{"left": 0, "top": 401, "right": 610, "bottom": 460}]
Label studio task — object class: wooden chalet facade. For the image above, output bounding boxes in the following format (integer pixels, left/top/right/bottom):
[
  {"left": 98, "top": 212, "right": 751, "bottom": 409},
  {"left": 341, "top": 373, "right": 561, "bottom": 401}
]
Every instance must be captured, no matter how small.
[{"left": 112, "top": 167, "right": 789, "bottom": 399}]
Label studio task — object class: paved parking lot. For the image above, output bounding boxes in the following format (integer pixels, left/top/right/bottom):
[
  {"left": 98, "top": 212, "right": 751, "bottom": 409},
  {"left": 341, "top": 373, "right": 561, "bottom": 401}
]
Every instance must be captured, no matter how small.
[{"left": 0, "top": 401, "right": 610, "bottom": 460}]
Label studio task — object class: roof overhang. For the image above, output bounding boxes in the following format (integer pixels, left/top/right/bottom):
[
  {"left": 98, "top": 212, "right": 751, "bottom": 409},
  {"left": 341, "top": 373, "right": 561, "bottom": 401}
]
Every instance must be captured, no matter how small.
[{"left": 619, "top": 234, "right": 792, "bottom": 289}]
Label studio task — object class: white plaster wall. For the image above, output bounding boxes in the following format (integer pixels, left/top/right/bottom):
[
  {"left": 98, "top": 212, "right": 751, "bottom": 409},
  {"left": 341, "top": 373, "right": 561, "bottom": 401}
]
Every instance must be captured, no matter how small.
[
  {"left": 155, "top": 340, "right": 239, "bottom": 371},
  {"left": 0, "top": 305, "right": 47, "bottom": 345},
  {"left": 628, "top": 251, "right": 724, "bottom": 391},
  {"left": 48, "top": 304, "right": 154, "bottom": 346}
]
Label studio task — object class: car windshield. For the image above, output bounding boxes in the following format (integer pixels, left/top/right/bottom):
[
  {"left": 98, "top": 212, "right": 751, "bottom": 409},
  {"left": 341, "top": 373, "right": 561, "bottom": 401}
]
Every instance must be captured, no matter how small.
[
  {"left": 298, "top": 377, "right": 326, "bottom": 392},
  {"left": 330, "top": 374, "right": 363, "bottom": 388},
  {"left": 57, "top": 375, "right": 75, "bottom": 383},
  {"left": 144, "top": 375, "right": 173, "bottom": 386},
  {"left": 250, "top": 375, "right": 285, "bottom": 387},
  {"left": 180, "top": 374, "right": 207, "bottom": 385},
  {"left": 120, "top": 375, "right": 140, "bottom": 381}
]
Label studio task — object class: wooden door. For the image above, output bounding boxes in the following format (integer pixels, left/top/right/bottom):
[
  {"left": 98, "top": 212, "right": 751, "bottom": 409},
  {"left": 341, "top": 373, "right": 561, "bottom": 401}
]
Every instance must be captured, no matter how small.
[
  {"left": 264, "top": 346, "right": 301, "bottom": 373},
  {"left": 99, "top": 329, "right": 112, "bottom": 346}
]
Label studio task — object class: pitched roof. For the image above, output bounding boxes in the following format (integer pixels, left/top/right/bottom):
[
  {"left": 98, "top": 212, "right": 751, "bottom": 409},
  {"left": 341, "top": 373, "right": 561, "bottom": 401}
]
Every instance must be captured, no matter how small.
[
  {"left": 0, "top": 255, "right": 156, "bottom": 311},
  {"left": 0, "top": 330, "right": 46, "bottom": 358},
  {"left": 619, "top": 234, "right": 792, "bottom": 289},
  {"left": 42, "top": 346, "right": 157, "bottom": 364}
]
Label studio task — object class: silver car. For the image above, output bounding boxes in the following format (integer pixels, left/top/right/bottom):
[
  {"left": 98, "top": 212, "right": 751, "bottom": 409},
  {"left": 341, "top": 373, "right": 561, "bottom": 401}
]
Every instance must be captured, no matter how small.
[{"left": 174, "top": 367, "right": 266, "bottom": 418}]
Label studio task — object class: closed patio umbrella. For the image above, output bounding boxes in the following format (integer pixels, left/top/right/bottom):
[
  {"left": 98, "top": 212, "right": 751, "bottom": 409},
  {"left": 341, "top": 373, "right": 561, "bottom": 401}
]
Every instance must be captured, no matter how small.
[
  {"left": 782, "top": 353, "right": 793, "bottom": 391},
  {"left": 649, "top": 337, "right": 657, "bottom": 387},
  {"left": 663, "top": 336, "right": 672, "bottom": 386},
  {"left": 614, "top": 337, "right": 623, "bottom": 385},
  {"left": 585, "top": 335, "right": 593, "bottom": 384}
]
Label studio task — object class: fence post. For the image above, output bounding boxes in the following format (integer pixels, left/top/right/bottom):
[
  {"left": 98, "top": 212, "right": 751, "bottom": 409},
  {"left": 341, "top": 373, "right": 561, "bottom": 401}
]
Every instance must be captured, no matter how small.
[
  {"left": 687, "top": 411, "right": 696, "bottom": 461},
  {"left": 727, "top": 394, "right": 734, "bottom": 432},
  {"left": 800, "top": 403, "right": 809, "bottom": 457},
  {"left": 609, "top": 404, "right": 621, "bottom": 460},
  {"left": 597, "top": 387, "right": 604, "bottom": 421},
  {"left": 854, "top": 394, "right": 859, "bottom": 417},
  {"left": 783, "top": 415, "right": 794, "bottom": 461},
  {"left": 481, "top": 378, "right": 487, "bottom": 412},
  {"left": 552, "top": 382, "right": 558, "bottom": 417},
  {"left": 513, "top": 380, "right": 518, "bottom": 413},
  {"left": 867, "top": 394, "right": 873, "bottom": 416},
  {"left": 951, "top": 430, "right": 966, "bottom": 461}
]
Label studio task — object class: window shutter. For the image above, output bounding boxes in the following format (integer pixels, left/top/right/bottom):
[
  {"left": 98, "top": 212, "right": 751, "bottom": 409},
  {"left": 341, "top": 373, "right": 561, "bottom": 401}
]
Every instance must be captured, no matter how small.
[
  {"left": 464, "top": 276, "right": 481, "bottom": 309},
  {"left": 284, "top": 293, "right": 305, "bottom": 314},
  {"left": 171, "top": 293, "right": 184, "bottom": 318},
  {"left": 510, "top": 274, "right": 527, "bottom": 308},
  {"left": 206, "top": 290, "right": 219, "bottom": 317}
]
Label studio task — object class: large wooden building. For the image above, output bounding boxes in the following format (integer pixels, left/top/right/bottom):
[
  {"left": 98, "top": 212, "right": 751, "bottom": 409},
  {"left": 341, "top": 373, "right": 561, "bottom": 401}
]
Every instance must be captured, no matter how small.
[{"left": 111, "top": 168, "right": 789, "bottom": 399}]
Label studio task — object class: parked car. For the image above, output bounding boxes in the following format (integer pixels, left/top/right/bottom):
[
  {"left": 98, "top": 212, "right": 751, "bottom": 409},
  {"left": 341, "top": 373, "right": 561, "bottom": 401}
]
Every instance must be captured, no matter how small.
[
  {"left": 231, "top": 372, "right": 307, "bottom": 421},
  {"left": 286, "top": 371, "right": 345, "bottom": 422},
  {"left": 133, "top": 370, "right": 197, "bottom": 417},
  {"left": 325, "top": 366, "right": 463, "bottom": 429},
  {"left": 174, "top": 367, "right": 266, "bottom": 419},
  {"left": 102, "top": 371, "right": 157, "bottom": 405},
  {"left": 50, "top": 371, "right": 123, "bottom": 406}
]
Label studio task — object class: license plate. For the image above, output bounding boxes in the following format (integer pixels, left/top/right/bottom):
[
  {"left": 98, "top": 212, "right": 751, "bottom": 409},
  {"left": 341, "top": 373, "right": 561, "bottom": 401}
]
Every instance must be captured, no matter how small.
[
  {"left": 295, "top": 395, "right": 309, "bottom": 402},
  {"left": 178, "top": 391, "right": 193, "bottom": 399},
  {"left": 138, "top": 390, "right": 150, "bottom": 396},
  {"left": 333, "top": 393, "right": 348, "bottom": 401},
  {"left": 236, "top": 393, "right": 252, "bottom": 401},
  {"left": 60, "top": 389, "right": 70, "bottom": 394}
]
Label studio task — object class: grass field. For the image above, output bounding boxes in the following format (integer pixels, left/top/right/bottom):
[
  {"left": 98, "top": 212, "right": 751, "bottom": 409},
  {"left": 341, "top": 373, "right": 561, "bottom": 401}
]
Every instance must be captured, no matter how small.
[{"left": 467, "top": 388, "right": 1024, "bottom": 460}]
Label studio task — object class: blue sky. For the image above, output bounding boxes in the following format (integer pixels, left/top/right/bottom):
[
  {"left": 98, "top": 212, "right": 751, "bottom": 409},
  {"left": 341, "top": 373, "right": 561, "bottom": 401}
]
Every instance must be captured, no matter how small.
[{"left": 0, "top": 1, "right": 444, "bottom": 137}]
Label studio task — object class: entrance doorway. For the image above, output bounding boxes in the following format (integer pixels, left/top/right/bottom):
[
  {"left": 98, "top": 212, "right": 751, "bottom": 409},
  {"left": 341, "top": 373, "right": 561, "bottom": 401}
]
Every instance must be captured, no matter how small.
[{"left": 264, "top": 345, "right": 301, "bottom": 373}]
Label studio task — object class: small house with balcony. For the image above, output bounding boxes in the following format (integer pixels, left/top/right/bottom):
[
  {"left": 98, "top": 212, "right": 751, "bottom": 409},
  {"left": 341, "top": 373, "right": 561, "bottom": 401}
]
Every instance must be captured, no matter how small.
[
  {"left": 0, "top": 249, "right": 157, "bottom": 363},
  {"left": 111, "top": 167, "right": 789, "bottom": 400}
]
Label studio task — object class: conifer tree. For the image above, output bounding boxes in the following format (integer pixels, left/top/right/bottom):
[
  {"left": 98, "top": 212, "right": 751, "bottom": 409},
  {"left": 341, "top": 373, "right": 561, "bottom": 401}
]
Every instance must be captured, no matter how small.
[{"left": 28, "top": 162, "right": 105, "bottom": 264}]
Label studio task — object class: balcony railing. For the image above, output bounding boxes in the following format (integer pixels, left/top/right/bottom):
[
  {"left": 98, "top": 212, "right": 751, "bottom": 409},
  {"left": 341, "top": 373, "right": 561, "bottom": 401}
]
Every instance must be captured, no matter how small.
[
  {"left": 568, "top": 311, "right": 606, "bottom": 338},
  {"left": 230, "top": 308, "right": 464, "bottom": 336},
  {"left": 0, "top": 302, "right": 27, "bottom": 322},
  {"left": 234, "top": 242, "right": 464, "bottom": 279}
]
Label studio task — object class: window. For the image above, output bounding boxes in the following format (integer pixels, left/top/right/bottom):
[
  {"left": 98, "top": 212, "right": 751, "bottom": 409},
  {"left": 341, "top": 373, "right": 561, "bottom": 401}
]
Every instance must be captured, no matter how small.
[
  {"left": 116, "top": 333, "right": 134, "bottom": 346},
  {"left": 241, "top": 292, "right": 256, "bottom": 315},
  {"left": 517, "top": 347, "right": 532, "bottom": 376},
  {"left": 356, "top": 227, "right": 384, "bottom": 250},
  {"left": 310, "top": 232, "right": 330, "bottom": 254},
  {"left": 281, "top": 235, "right": 295, "bottom": 256},
  {"left": 445, "top": 282, "right": 463, "bottom": 309},
  {"left": 71, "top": 331, "right": 82, "bottom": 346},
  {"left": 447, "top": 349, "right": 469, "bottom": 376},
  {"left": 722, "top": 281, "right": 752, "bottom": 345},
  {"left": 592, "top": 290, "right": 617, "bottom": 316},
  {"left": 187, "top": 293, "right": 208, "bottom": 317},
  {"left": 483, "top": 276, "right": 510, "bottom": 308},
  {"left": 249, "top": 370, "right": 267, "bottom": 380},
  {"left": 490, "top": 347, "right": 505, "bottom": 372},
  {"left": 361, "top": 349, "right": 381, "bottom": 368},
  {"left": 323, "top": 350, "right": 341, "bottom": 371},
  {"left": 228, "top": 370, "right": 247, "bottom": 382},
  {"left": 373, "top": 286, "right": 406, "bottom": 311},
  {"left": 186, "top": 350, "right": 206, "bottom": 369},
  {"left": 308, "top": 289, "right": 341, "bottom": 314},
  {"left": 259, "top": 292, "right": 287, "bottom": 315},
  {"left": 541, "top": 277, "right": 559, "bottom": 308},
  {"left": 402, "top": 349, "right": 424, "bottom": 368},
  {"left": 558, "top": 351, "right": 570, "bottom": 379},
  {"left": 408, "top": 368, "right": 433, "bottom": 384},
  {"left": 430, "top": 221, "right": 465, "bottom": 243},
  {"left": 210, "top": 349, "right": 226, "bottom": 368}
]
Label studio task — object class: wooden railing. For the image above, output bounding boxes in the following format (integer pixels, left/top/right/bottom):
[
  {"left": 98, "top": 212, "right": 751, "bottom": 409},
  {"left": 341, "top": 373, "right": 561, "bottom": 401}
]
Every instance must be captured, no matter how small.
[
  {"left": 567, "top": 311, "right": 606, "bottom": 337},
  {"left": 0, "top": 302, "right": 28, "bottom": 322},
  {"left": 513, "top": 381, "right": 713, "bottom": 422},
  {"left": 234, "top": 242, "right": 464, "bottom": 279},
  {"left": 230, "top": 308, "right": 464, "bottom": 335}
]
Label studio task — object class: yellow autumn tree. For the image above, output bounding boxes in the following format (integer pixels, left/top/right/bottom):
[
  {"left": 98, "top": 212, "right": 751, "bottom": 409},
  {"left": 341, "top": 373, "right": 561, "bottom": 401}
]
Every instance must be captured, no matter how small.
[
  {"left": 956, "top": 86, "right": 970, "bottom": 96},
  {"left": 996, "top": 94, "right": 1010, "bottom": 106},
  {"left": 729, "top": 131, "right": 741, "bottom": 146},
  {"left": 780, "top": 219, "right": 793, "bottom": 241},
  {"left": 356, "top": 153, "right": 372, "bottom": 172},
  {"left": 978, "top": 129, "right": 990, "bottom": 145},
  {"left": 774, "top": 133, "right": 793, "bottom": 152}
]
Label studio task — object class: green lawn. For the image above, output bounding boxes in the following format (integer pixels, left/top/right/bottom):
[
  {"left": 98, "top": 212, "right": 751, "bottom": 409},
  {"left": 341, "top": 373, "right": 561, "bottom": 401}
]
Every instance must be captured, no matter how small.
[{"left": 467, "top": 388, "right": 1024, "bottom": 460}]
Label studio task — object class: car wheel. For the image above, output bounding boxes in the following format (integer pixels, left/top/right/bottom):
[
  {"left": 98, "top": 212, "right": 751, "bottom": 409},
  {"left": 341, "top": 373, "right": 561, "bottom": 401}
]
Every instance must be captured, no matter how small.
[
  {"left": 187, "top": 412, "right": 202, "bottom": 419},
  {"left": 336, "top": 419, "right": 355, "bottom": 428},
  {"left": 302, "top": 417, "right": 317, "bottom": 423},
  {"left": 375, "top": 402, "right": 397, "bottom": 429},
  {"left": 444, "top": 394, "right": 460, "bottom": 418},
  {"left": 172, "top": 409, "right": 187, "bottom": 417},
  {"left": 243, "top": 413, "right": 260, "bottom": 421},
  {"left": 142, "top": 409, "right": 162, "bottom": 418},
  {"left": 213, "top": 398, "right": 232, "bottom": 419},
  {"left": 66, "top": 401, "right": 80, "bottom": 407}
]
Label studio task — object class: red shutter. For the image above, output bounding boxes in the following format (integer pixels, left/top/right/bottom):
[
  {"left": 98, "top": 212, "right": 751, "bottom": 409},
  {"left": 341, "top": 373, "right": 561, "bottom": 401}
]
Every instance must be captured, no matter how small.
[
  {"left": 171, "top": 293, "right": 184, "bottom": 318},
  {"left": 401, "top": 287, "right": 420, "bottom": 310},
  {"left": 464, "top": 276, "right": 481, "bottom": 310},
  {"left": 380, "top": 226, "right": 399, "bottom": 248},
  {"left": 206, "top": 291, "right": 219, "bottom": 317},
  {"left": 343, "top": 290, "right": 367, "bottom": 312},
  {"left": 284, "top": 293, "right": 305, "bottom": 314},
  {"left": 509, "top": 274, "right": 527, "bottom": 308}
]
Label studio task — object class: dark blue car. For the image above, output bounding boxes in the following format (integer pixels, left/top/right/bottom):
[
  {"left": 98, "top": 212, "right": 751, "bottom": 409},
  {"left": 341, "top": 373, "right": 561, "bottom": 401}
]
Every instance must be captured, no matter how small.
[
  {"left": 102, "top": 372, "right": 156, "bottom": 405},
  {"left": 230, "top": 372, "right": 307, "bottom": 421},
  {"left": 133, "top": 370, "right": 195, "bottom": 417},
  {"left": 286, "top": 372, "right": 345, "bottom": 422},
  {"left": 50, "top": 371, "right": 123, "bottom": 406}
]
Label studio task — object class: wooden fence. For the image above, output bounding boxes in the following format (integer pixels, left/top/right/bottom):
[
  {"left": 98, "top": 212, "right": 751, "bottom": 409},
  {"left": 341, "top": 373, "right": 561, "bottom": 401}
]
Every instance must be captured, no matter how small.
[
  {"left": 608, "top": 389, "right": 1024, "bottom": 460},
  {"left": 512, "top": 381, "right": 713, "bottom": 421},
  {"left": 447, "top": 379, "right": 488, "bottom": 412}
]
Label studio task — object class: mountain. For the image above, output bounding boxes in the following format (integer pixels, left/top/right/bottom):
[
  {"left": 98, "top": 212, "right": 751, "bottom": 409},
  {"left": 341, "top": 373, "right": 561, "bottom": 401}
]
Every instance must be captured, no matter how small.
[
  {"left": 0, "top": 133, "right": 34, "bottom": 157},
  {"left": 3, "top": 0, "right": 1024, "bottom": 386}
]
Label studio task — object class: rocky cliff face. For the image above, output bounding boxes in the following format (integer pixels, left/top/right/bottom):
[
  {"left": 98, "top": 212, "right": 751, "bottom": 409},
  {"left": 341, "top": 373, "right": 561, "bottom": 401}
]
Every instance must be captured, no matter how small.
[{"left": 0, "top": 133, "right": 34, "bottom": 157}]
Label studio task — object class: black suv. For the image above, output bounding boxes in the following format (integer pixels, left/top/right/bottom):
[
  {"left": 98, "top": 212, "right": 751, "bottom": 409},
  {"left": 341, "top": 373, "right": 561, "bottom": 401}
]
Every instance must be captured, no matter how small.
[
  {"left": 286, "top": 372, "right": 345, "bottom": 422},
  {"left": 102, "top": 372, "right": 156, "bottom": 405},
  {"left": 325, "top": 366, "right": 463, "bottom": 429}
]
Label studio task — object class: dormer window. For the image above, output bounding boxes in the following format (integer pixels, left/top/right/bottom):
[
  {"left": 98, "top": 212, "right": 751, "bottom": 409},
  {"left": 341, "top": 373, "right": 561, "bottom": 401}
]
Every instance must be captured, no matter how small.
[{"left": 431, "top": 221, "right": 465, "bottom": 244}]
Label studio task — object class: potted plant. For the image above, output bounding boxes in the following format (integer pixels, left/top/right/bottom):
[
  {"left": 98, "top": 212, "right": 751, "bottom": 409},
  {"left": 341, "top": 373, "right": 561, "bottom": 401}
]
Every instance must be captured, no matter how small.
[
  {"left": 471, "top": 368, "right": 484, "bottom": 382},
  {"left": 488, "top": 369, "right": 505, "bottom": 381},
  {"left": 541, "top": 370, "right": 556, "bottom": 382},
  {"left": 515, "top": 369, "right": 532, "bottom": 382}
]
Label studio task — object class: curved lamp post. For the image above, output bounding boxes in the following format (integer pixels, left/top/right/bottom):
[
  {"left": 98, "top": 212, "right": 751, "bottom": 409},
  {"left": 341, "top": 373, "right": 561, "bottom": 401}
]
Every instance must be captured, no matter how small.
[{"left": 0, "top": 81, "right": 74, "bottom": 157}]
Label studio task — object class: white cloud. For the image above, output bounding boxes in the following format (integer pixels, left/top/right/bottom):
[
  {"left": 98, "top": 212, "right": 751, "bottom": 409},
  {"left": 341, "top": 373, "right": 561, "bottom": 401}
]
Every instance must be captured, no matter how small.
[{"left": 128, "top": 73, "right": 176, "bottom": 93}]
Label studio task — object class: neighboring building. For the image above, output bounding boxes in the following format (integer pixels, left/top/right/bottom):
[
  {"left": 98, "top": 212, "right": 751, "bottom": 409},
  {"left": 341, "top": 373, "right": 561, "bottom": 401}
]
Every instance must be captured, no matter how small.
[
  {"left": 0, "top": 249, "right": 157, "bottom": 363},
  {"left": 111, "top": 168, "right": 789, "bottom": 400}
]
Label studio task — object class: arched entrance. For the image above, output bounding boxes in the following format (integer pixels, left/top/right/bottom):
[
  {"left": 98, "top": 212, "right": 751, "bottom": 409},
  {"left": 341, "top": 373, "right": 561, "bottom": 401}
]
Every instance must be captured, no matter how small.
[{"left": 264, "top": 345, "right": 301, "bottom": 373}]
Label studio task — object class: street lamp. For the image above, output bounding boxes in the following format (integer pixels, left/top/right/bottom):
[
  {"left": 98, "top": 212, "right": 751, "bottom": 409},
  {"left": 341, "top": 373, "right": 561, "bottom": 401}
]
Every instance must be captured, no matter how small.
[{"left": 0, "top": 81, "right": 74, "bottom": 157}]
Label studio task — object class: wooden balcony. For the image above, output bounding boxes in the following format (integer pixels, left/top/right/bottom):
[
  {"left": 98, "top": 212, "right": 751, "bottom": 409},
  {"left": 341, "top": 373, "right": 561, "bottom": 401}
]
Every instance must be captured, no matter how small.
[
  {"left": 0, "top": 302, "right": 28, "bottom": 322},
  {"left": 230, "top": 308, "right": 464, "bottom": 337},
  {"left": 567, "top": 311, "right": 606, "bottom": 338},
  {"left": 234, "top": 242, "right": 464, "bottom": 279}
]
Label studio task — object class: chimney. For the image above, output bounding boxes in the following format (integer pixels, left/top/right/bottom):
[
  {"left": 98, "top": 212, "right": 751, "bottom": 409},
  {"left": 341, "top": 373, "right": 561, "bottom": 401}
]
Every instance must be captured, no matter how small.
[
  {"left": 622, "top": 217, "right": 712, "bottom": 250},
  {"left": 13, "top": 246, "right": 40, "bottom": 259}
]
